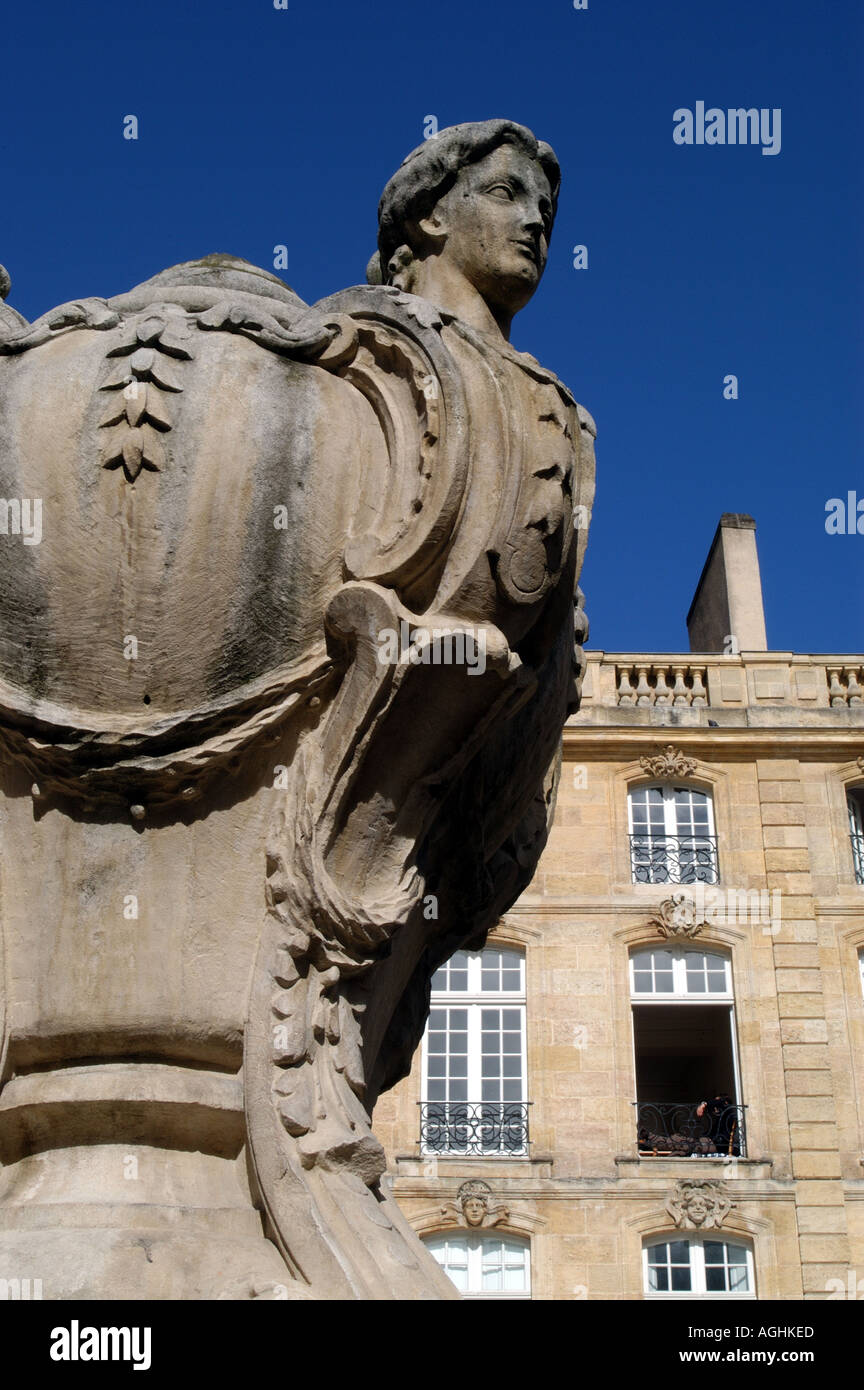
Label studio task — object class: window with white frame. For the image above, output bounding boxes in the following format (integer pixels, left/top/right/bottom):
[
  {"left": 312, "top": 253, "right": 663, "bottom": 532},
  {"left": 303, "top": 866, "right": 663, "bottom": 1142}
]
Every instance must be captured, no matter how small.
[
  {"left": 643, "top": 1237, "right": 754, "bottom": 1298},
  {"left": 630, "top": 946, "right": 732, "bottom": 998},
  {"left": 630, "top": 946, "right": 745, "bottom": 1157},
  {"left": 629, "top": 785, "right": 718, "bottom": 885},
  {"left": 424, "top": 1232, "right": 531, "bottom": 1298},
  {"left": 421, "top": 946, "right": 528, "bottom": 1155},
  {"left": 848, "top": 790, "right": 864, "bottom": 885}
]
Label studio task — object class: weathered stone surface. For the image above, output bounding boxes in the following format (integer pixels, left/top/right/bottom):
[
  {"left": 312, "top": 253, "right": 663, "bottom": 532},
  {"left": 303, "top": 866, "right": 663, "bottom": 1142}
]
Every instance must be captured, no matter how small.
[{"left": 0, "top": 122, "right": 594, "bottom": 1298}]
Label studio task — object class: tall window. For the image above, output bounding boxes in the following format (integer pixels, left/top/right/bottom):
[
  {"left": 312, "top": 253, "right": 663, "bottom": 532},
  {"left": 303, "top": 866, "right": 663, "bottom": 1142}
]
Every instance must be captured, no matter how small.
[
  {"left": 630, "top": 946, "right": 746, "bottom": 1157},
  {"left": 848, "top": 790, "right": 864, "bottom": 885},
  {"left": 421, "top": 946, "right": 528, "bottom": 1155},
  {"left": 424, "top": 1232, "right": 531, "bottom": 1299},
  {"left": 629, "top": 785, "right": 718, "bottom": 885},
  {"left": 643, "top": 1237, "right": 754, "bottom": 1298}
]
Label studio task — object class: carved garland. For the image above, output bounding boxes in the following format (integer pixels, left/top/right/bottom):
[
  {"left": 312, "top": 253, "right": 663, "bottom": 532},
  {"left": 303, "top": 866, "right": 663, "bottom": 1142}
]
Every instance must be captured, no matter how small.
[{"left": 98, "top": 312, "right": 193, "bottom": 482}]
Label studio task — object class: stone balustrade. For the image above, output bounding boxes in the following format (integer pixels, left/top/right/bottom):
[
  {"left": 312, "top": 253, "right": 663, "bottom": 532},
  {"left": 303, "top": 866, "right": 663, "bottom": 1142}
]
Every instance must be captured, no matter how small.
[
  {"left": 827, "top": 664, "right": 864, "bottom": 706},
  {"left": 616, "top": 663, "right": 708, "bottom": 707},
  {"left": 575, "top": 652, "right": 864, "bottom": 716}
]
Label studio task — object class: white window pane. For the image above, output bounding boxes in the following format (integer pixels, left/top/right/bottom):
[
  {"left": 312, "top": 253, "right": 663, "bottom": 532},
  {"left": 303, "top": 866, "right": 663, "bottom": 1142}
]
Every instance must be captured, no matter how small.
[
  {"left": 433, "top": 951, "right": 471, "bottom": 993},
  {"left": 724, "top": 1243, "right": 748, "bottom": 1263},
  {"left": 427, "top": 1238, "right": 470, "bottom": 1292},
  {"left": 646, "top": 1238, "right": 752, "bottom": 1297},
  {"left": 503, "top": 1268, "right": 523, "bottom": 1291}
]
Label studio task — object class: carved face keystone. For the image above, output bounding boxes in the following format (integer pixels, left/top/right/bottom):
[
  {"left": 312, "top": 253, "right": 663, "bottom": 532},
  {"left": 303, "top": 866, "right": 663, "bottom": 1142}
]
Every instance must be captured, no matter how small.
[
  {"left": 687, "top": 1195, "right": 708, "bottom": 1225},
  {"left": 462, "top": 1196, "right": 487, "bottom": 1226}
]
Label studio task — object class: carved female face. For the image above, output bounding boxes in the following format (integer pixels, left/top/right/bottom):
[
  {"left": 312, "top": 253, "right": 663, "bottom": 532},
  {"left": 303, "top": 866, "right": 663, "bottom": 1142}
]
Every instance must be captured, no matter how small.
[
  {"left": 427, "top": 144, "right": 553, "bottom": 317},
  {"left": 462, "top": 1196, "right": 487, "bottom": 1226},
  {"left": 686, "top": 1195, "right": 708, "bottom": 1224}
]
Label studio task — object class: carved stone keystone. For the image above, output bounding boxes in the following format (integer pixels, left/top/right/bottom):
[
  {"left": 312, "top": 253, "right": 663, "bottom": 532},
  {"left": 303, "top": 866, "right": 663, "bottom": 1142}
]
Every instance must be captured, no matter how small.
[
  {"left": 639, "top": 744, "right": 698, "bottom": 780},
  {"left": 666, "top": 1180, "right": 732, "bottom": 1230},
  {"left": 649, "top": 892, "right": 709, "bottom": 939},
  {"left": 439, "top": 1179, "right": 511, "bottom": 1230}
]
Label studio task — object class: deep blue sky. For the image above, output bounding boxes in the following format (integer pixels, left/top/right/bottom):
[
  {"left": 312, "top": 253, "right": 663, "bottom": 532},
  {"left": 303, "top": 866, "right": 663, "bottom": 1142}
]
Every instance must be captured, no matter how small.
[{"left": 3, "top": 0, "right": 862, "bottom": 652}]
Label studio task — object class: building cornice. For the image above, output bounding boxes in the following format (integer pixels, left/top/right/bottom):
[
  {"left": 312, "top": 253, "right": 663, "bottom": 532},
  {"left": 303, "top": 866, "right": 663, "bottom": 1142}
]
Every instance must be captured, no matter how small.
[
  {"left": 505, "top": 895, "right": 864, "bottom": 917},
  {"left": 562, "top": 726, "right": 864, "bottom": 761}
]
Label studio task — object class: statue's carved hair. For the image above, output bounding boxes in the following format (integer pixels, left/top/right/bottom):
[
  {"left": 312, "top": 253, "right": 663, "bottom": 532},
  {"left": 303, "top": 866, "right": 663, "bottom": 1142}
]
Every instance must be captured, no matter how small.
[{"left": 369, "top": 119, "right": 561, "bottom": 288}]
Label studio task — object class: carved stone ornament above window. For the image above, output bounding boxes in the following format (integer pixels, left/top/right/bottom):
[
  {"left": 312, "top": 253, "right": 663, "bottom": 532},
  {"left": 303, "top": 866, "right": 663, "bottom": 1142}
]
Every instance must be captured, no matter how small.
[
  {"left": 639, "top": 744, "right": 698, "bottom": 780},
  {"left": 666, "top": 1180, "right": 732, "bottom": 1231},
  {"left": 857, "top": 756, "right": 864, "bottom": 773},
  {"left": 438, "top": 1180, "right": 511, "bottom": 1230},
  {"left": 649, "top": 892, "right": 709, "bottom": 939}
]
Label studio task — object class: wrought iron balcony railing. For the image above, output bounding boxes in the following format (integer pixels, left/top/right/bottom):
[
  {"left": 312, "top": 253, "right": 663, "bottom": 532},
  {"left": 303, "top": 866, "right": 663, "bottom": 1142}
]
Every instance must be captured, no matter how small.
[
  {"left": 851, "top": 831, "right": 864, "bottom": 886},
  {"left": 634, "top": 1100, "right": 747, "bottom": 1158},
  {"left": 629, "top": 833, "right": 719, "bottom": 885},
  {"left": 419, "top": 1102, "right": 530, "bottom": 1156}
]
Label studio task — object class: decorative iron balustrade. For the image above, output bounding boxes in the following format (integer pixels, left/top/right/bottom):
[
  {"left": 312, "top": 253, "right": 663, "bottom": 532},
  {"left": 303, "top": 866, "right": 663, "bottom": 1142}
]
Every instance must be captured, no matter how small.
[
  {"left": 634, "top": 1100, "right": 747, "bottom": 1158},
  {"left": 629, "top": 833, "right": 719, "bottom": 885},
  {"left": 419, "top": 1102, "right": 530, "bottom": 1156},
  {"left": 851, "top": 831, "right": 864, "bottom": 886}
]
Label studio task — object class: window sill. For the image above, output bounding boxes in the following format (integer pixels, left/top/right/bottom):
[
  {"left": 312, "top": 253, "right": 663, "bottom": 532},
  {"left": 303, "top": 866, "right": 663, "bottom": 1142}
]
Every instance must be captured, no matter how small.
[
  {"left": 616, "top": 1154, "right": 774, "bottom": 1179},
  {"left": 644, "top": 1293, "right": 756, "bottom": 1301},
  {"left": 394, "top": 1152, "right": 554, "bottom": 1178}
]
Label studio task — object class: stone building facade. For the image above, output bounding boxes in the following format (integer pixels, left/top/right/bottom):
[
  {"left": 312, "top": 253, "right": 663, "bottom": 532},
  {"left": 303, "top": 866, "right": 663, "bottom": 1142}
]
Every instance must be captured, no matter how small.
[{"left": 375, "top": 517, "right": 864, "bottom": 1300}]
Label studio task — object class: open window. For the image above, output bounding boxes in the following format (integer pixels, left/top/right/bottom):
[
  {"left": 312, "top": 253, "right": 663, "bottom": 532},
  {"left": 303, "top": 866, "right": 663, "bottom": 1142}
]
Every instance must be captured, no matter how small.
[{"left": 630, "top": 946, "right": 746, "bottom": 1156}]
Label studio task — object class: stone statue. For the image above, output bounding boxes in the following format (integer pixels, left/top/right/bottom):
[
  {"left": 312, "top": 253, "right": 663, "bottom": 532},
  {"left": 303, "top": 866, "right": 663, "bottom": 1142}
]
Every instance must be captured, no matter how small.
[{"left": 0, "top": 119, "right": 595, "bottom": 1299}]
